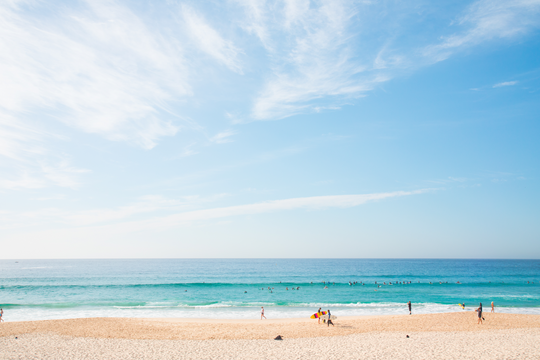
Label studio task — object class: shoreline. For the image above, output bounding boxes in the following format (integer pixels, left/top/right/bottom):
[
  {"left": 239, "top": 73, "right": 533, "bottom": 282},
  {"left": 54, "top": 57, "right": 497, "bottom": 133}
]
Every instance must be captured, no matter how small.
[{"left": 2, "top": 312, "right": 540, "bottom": 340}]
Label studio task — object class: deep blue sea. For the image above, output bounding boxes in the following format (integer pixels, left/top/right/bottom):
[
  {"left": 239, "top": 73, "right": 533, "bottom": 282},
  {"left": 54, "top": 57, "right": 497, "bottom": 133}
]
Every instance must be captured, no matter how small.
[{"left": 1, "top": 259, "right": 539, "bottom": 321}]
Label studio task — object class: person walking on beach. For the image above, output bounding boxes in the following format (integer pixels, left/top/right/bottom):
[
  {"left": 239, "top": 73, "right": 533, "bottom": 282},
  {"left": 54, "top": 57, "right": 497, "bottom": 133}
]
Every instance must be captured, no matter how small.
[
  {"left": 327, "top": 309, "right": 334, "bottom": 327},
  {"left": 261, "top": 307, "right": 266, "bottom": 320},
  {"left": 0, "top": 308, "right": 3, "bottom": 322},
  {"left": 408, "top": 301, "right": 412, "bottom": 315},
  {"left": 491, "top": 301, "right": 494, "bottom": 313},
  {"left": 317, "top": 307, "right": 322, "bottom": 324},
  {"left": 476, "top": 303, "right": 483, "bottom": 324}
]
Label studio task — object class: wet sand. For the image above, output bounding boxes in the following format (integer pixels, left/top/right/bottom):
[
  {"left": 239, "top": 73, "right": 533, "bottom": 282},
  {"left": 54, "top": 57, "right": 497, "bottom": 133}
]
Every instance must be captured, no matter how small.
[{"left": 1, "top": 312, "right": 539, "bottom": 359}]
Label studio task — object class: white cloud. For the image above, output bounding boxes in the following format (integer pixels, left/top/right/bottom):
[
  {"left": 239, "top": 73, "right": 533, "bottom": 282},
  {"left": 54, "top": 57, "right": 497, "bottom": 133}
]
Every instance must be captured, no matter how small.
[
  {"left": 0, "top": 195, "right": 190, "bottom": 229},
  {"left": 0, "top": 0, "right": 194, "bottom": 188},
  {"left": 425, "top": 0, "right": 540, "bottom": 62},
  {"left": 243, "top": 0, "right": 386, "bottom": 120},
  {"left": 152, "top": 190, "right": 429, "bottom": 227},
  {"left": 0, "top": 116, "right": 88, "bottom": 190},
  {"left": 233, "top": 0, "right": 272, "bottom": 50},
  {"left": 0, "top": 0, "right": 190, "bottom": 152},
  {"left": 0, "top": 189, "right": 430, "bottom": 231},
  {"left": 493, "top": 81, "right": 518, "bottom": 88},
  {"left": 210, "top": 130, "right": 236, "bottom": 144},
  {"left": 182, "top": 4, "right": 243, "bottom": 73}
]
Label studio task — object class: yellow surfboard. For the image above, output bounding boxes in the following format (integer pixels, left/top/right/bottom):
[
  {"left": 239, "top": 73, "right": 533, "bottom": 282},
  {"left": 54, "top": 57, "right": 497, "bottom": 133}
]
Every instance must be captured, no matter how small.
[{"left": 310, "top": 311, "right": 327, "bottom": 319}]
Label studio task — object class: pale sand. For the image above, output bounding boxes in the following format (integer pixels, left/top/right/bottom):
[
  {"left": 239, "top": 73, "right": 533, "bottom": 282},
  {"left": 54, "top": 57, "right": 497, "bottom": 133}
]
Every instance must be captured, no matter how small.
[{"left": 1, "top": 312, "right": 539, "bottom": 359}]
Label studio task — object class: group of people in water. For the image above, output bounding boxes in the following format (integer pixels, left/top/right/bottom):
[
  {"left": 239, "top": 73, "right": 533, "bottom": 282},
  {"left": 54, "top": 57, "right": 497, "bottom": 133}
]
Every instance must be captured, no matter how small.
[{"left": 258, "top": 280, "right": 536, "bottom": 293}]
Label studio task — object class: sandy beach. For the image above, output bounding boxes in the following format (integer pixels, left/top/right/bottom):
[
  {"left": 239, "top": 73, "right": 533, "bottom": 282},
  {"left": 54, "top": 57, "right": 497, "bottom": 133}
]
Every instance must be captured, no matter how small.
[{"left": 1, "top": 312, "right": 540, "bottom": 359}]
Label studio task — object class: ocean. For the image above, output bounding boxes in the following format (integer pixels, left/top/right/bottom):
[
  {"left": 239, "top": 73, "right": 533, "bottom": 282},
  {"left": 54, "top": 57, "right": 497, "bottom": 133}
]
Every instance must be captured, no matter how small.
[{"left": 1, "top": 259, "right": 539, "bottom": 322}]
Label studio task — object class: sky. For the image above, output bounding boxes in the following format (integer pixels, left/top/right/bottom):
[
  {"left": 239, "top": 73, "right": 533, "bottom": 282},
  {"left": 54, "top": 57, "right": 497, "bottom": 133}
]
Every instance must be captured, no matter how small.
[{"left": 1, "top": 0, "right": 539, "bottom": 259}]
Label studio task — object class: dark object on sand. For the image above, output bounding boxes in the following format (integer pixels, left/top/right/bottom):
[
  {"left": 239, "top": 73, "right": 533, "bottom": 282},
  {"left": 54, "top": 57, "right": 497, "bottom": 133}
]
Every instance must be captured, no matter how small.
[
  {"left": 406, "top": 335, "right": 409, "bottom": 338},
  {"left": 274, "top": 335, "right": 283, "bottom": 340}
]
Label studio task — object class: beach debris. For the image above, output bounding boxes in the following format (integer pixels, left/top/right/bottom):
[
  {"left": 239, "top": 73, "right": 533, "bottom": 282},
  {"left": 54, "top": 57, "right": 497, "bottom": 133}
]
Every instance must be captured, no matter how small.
[{"left": 274, "top": 335, "right": 283, "bottom": 340}]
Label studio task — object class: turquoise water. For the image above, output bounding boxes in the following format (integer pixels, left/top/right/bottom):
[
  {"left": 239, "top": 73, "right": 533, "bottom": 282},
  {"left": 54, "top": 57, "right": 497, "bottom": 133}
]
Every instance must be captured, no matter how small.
[{"left": 1, "top": 259, "right": 539, "bottom": 321}]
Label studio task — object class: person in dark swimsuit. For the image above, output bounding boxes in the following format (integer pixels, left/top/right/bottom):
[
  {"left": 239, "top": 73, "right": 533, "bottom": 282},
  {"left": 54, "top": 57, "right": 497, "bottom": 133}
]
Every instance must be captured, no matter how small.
[
  {"left": 408, "top": 301, "right": 411, "bottom": 315},
  {"left": 476, "top": 303, "right": 483, "bottom": 324}
]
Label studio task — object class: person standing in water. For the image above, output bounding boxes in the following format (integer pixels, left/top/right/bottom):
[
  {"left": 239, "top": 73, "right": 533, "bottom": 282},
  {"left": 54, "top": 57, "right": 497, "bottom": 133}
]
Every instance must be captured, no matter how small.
[
  {"left": 491, "top": 301, "right": 494, "bottom": 313},
  {"left": 476, "top": 303, "right": 483, "bottom": 324},
  {"left": 261, "top": 307, "right": 266, "bottom": 320},
  {"left": 408, "top": 301, "right": 412, "bottom": 315}
]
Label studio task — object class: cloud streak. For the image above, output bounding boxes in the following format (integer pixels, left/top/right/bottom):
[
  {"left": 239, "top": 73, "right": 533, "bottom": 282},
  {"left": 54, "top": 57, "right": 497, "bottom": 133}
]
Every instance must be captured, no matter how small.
[
  {"left": 0, "top": 189, "right": 430, "bottom": 231},
  {"left": 182, "top": 5, "right": 243, "bottom": 73},
  {"left": 150, "top": 189, "right": 429, "bottom": 227},
  {"left": 493, "top": 81, "right": 518, "bottom": 88}
]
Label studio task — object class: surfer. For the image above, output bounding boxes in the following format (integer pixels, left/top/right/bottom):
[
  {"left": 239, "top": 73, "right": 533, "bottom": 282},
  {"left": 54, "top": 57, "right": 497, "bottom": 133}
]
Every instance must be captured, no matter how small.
[
  {"left": 327, "top": 309, "right": 334, "bottom": 327},
  {"left": 261, "top": 307, "right": 266, "bottom": 320},
  {"left": 408, "top": 301, "right": 411, "bottom": 315},
  {"left": 317, "top": 308, "right": 322, "bottom": 324}
]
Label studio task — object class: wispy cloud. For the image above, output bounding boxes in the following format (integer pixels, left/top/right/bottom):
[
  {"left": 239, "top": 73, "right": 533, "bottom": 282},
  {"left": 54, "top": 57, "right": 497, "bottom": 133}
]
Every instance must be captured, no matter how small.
[
  {"left": 153, "top": 190, "right": 428, "bottom": 226},
  {"left": 0, "top": 1, "right": 194, "bottom": 188},
  {"left": 0, "top": 1, "right": 190, "bottom": 150},
  {"left": 0, "top": 189, "right": 430, "bottom": 231},
  {"left": 182, "top": 5, "right": 243, "bottom": 73},
  {"left": 0, "top": 194, "right": 193, "bottom": 229},
  {"left": 0, "top": 116, "right": 88, "bottom": 190},
  {"left": 240, "top": 0, "right": 387, "bottom": 120},
  {"left": 210, "top": 130, "right": 236, "bottom": 144},
  {"left": 239, "top": 0, "right": 540, "bottom": 121},
  {"left": 493, "top": 81, "right": 518, "bottom": 88},
  {"left": 424, "top": 0, "right": 540, "bottom": 62}
]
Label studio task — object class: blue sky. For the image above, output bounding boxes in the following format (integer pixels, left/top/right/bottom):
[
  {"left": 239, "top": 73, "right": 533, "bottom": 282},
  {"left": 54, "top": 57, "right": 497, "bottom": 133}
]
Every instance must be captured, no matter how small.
[{"left": 1, "top": 0, "right": 539, "bottom": 258}]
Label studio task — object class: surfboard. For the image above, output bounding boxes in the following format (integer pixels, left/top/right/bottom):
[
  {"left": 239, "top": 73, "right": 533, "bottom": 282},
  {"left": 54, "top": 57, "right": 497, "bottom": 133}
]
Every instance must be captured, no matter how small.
[
  {"left": 459, "top": 304, "right": 465, "bottom": 309},
  {"left": 319, "top": 314, "right": 337, "bottom": 320},
  {"left": 310, "top": 311, "right": 327, "bottom": 319}
]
